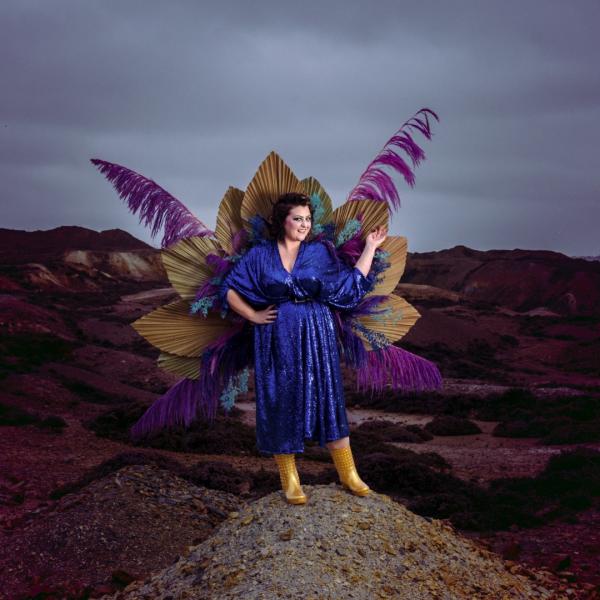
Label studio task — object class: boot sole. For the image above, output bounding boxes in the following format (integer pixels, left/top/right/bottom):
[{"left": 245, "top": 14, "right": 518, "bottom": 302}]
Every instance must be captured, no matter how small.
[
  {"left": 285, "top": 496, "right": 307, "bottom": 504},
  {"left": 342, "top": 483, "right": 370, "bottom": 497}
]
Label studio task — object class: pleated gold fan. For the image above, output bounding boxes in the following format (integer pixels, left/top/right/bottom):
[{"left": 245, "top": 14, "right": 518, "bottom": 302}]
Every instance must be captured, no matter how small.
[
  {"left": 158, "top": 351, "right": 201, "bottom": 379},
  {"left": 331, "top": 198, "right": 389, "bottom": 241},
  {"left": 133, "top": 152, "right": 412, "bottom": 367},
  {"left": 91, "top": 107, "right": 442, "bottom": 427},
  {"left": 301, "top": 176, "right": 334, "bottom": 224},
  {"left": 366, "top": 235, "right": 408, "bottom": 297},
  {"left": 355, "top": 293, "right": 421, "bottom": 350},
  {"left": 241, "top": 151, "right": 305, "bottom": 231},
  {"left": 131, "top": 299, "right": 232, "bottom": 358},
  {"left": 161, "top": 236, "right": 221, "bottom": 301},
  {"left": 215, "top": 186, "right": 245, "bottom": 255}
]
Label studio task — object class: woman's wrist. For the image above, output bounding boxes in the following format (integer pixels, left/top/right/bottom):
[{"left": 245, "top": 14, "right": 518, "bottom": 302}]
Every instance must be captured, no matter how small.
[
  {"left": 237, "top": 304, "right": 257, "bottom": 322},
  {"left": 226, "top": 289, "right": 257, "bottom": 321}
]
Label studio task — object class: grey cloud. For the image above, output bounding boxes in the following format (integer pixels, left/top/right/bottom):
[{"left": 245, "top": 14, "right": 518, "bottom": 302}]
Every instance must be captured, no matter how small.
[{"left": 1, "top": 0, "right": 599, "bottom": 256}]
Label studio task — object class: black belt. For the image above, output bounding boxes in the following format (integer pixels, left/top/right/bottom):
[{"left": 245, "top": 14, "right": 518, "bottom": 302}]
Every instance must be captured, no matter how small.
[{"left": 284, "top": 297, "right": 313, "bottom": 303}]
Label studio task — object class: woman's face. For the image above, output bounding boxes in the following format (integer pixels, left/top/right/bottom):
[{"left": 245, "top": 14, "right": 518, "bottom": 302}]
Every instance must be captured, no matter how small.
[{"left": 282, "top": 205, "right": 312, "bottom": 242}]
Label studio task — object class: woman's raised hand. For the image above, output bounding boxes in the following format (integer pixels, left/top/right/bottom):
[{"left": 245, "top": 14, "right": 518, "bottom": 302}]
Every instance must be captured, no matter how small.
[
  {"left": 366, "top": 225, "right": 388, "bottom": 249},
  {"left": 250, "top": 304, "right": 278, "bottom": 325}
]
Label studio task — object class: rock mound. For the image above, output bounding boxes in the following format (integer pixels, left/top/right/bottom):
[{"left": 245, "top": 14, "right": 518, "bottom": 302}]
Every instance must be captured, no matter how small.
[
  {"left": 110, "top": 485, "right": 566, "bottom": 600},
  {"left": 0, "top": 464, "right": 242, "bottom": 599}
]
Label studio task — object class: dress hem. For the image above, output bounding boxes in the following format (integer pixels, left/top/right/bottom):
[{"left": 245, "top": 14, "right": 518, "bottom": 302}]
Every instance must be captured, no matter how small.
[{"left": 257, "top": 432, "right": 350, "bottom": 455}]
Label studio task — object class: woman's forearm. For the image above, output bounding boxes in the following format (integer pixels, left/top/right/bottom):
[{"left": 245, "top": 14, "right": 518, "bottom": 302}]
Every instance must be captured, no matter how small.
[
  {"left": 226, "top": 288, "right": 256, "bottom": 321},
  {"left": 354, "top": 244, "right": 377, "bottom": 277}
]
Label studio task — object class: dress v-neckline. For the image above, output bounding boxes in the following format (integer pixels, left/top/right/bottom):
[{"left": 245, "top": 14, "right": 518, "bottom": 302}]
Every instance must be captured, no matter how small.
[{"left": 275, "top": 240, "right": 304, "bottom": 275}]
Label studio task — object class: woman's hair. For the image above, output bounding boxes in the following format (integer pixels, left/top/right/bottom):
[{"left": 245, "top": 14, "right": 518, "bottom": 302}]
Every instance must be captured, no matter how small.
[{"left": 269, "top": 192, "right": 314, "bottom": 240}]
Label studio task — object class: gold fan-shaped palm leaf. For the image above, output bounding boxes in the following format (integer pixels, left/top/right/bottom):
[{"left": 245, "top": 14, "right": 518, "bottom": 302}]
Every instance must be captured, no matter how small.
[
  {"left": 301, "top": 176, "right": 334, "bottom": 225},
  {"left": 132, "top": 299, "right": 232, "bottom": 358},
  {"left": 355, "top": 293, "right": 420, "bottom": 350},
  {"left": 366, "top": 235, "right": 408, "bottom": 297},
  {"left": 161, "top": 236, "right": 221, "bottom": 301},
  {"left": 158, "top": 351, "right": 201, "bottom": 379},
  {"left": 215, "top": 186, "right": 245, "bottom": 254},
  {"left": 331, "top": 199, "right": 389, "bottom": 242},
  {"left": 241, "top": 151, "right": 305, "bottom": 231}
]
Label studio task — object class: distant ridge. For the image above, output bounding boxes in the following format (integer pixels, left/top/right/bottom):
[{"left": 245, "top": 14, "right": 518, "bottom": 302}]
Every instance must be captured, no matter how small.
[
  {"left": 0, "top": 226, "right": 153, "bottom": 263},
  {"left": 1, "top": 228, "right": 598, "bottom": 315},
  {"left": 573, "top": 254, "right": 600, "bottom": 262},
  {"left": 405, "top": 244, "right": 600, "bottom": 316}
]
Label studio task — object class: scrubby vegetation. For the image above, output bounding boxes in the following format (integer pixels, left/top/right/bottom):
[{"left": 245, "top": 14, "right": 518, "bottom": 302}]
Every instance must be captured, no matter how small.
[
  {"left": 423, "top": 415, "right": 482, "bottom": 435},
  {"left": 186, "top": 460, "right": 279, "bottom": 499},
  {"left": 347, "top": 386, "right": 600, "bottom": 445},
  {"left": 470, "top": 447, "right": 600, "bottom": 530},
  {"left": 55, "top": 420, "right": 600, "bottom": 536},
  {"left": 0, "top": 402, "right": 66, "bottom": 431},
  {"left": 475, "top": 388, "right": 600, "bottom": 444},
  {"left": 353, "top": 441, "right": 600, "bottom": 532},
  {"left": 61, "top": 380, "right": 129, "bottom": 405},
  {"left": 0, "top": 402, "right": 39, "bottom": 426},
  {"left": 0, "top": 332, "right": 76, "bottom": 380},
  {"left": 86, "top": 402, "right": 258, "bottom": 455},
  {"left": 355, "top": 419, "right": 433, "bottom": 442}
]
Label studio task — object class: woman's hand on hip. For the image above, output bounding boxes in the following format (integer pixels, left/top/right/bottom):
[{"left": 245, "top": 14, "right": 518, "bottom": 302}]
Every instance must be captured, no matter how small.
[{"left": 249, "top": 304, "right": 278, "bottom": 325}]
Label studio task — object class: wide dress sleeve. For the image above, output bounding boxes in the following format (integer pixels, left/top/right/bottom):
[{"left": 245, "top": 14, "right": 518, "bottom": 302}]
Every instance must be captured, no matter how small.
[
  {"left": 218, "top": 246, "right": 270, "bottom": 314},
  {"left": 316, "top": 242, "right": 376, "bottom": 310}
]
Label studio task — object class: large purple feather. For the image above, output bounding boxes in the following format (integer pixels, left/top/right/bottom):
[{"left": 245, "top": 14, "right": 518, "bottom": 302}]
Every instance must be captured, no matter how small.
[
  {"left": 90, "top": 158, "right": 214, "bottom": 248},
  {"left": 356, "top": 344, "right": 443, "bottom": 396},
  {"left": 129, "top": 322, "right": 252, "bottom": 441},
  {"left": 130, "top": 378, "right": 202, "bottom": 441},
  {"left": 347, "top": 108, "right": 439, "bottom": 212}
]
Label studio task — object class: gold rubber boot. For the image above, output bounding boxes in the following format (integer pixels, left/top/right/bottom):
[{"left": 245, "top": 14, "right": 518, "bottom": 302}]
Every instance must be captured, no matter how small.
[
  {"left": 273, "top": 454, "right": 307, "bottom": 505},
  {"left": 329, "top": 445, "right": 370, "bottom": 496}
]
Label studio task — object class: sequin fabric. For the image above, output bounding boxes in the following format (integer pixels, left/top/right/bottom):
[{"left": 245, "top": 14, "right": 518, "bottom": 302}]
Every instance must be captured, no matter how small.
[{"left": 219, "top": 239, "right": 375, "bottom": 455}]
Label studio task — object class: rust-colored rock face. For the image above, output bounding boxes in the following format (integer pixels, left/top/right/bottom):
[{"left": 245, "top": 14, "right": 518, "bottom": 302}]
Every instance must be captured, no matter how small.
[
  {"left": 0, "top": 226, "right": 167, "bottom": 290},
  {"left": 0, "top": 225, "right": 152, "bottom": 261},
  {"left": 404, "top": 245, "right": 600, "bottom": 316}
]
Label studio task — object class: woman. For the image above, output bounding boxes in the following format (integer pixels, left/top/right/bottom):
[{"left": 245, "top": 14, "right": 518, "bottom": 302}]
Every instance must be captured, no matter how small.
[{"left": 219, "top": 192, "right": 387, "bottom": 504}]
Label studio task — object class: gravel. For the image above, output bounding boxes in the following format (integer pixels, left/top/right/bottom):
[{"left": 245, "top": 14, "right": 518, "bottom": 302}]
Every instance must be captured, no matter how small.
[{"left": 106, "top": 484, "right": 568, "bottom": 600}]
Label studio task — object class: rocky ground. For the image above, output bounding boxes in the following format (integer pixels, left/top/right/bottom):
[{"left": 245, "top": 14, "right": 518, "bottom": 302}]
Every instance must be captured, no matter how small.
[
  {"left": 102, "top": 476, "right": 575, "bottom": 600},
  {"left": 1, "top": 227, "right": 599, "bottom": 598},
  {"left": 1, "top": 464, "right": 242, "bottom": 599}
]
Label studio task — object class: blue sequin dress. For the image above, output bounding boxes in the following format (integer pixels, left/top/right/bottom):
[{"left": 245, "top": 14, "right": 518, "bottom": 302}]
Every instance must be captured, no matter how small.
[{"left": 219, "top": 238, "right": 375, "bottom": 455}]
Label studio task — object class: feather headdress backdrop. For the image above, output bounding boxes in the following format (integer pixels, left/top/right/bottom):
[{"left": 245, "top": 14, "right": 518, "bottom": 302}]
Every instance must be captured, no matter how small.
[{"left": 91, "top": 107, "right": 442, "bottom": 441}]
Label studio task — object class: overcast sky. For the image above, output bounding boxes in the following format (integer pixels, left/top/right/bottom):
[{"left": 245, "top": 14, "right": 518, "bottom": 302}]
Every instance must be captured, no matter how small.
[{"left": 2, "top": 1, "right": 599, "bottom": 256}]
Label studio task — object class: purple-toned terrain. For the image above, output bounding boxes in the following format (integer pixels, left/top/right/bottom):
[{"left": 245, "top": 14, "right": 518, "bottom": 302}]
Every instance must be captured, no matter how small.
[{"left": 1, "top": 226, "right": 599, "bottom": 599}]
